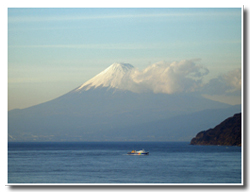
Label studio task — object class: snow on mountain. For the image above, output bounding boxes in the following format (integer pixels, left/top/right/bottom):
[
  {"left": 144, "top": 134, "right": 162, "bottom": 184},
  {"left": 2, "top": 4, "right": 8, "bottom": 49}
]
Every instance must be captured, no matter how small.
[{"left": 75, "top": 63, "right": 138, "bottom": 92}]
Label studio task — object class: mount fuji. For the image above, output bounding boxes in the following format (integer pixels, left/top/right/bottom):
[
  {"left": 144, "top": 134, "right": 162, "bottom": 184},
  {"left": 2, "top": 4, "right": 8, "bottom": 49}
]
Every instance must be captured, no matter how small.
[
  {"left": 76, "top": 63, "right": 137, "bottom": 92},
  {"left": 8, "top": 63, "right": 241, "bottom": 142}
]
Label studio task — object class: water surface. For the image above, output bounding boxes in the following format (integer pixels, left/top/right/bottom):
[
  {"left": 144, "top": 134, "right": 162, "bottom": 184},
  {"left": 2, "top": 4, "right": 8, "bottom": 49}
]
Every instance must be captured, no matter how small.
[{"left": 8, "top": 142, "right": 242, "bottom": 184}]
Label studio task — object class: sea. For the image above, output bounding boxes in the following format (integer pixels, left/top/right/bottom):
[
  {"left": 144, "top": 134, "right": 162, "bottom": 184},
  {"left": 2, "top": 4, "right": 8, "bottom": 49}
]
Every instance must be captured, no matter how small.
[{"left": 8, "top": 142, "right": 242, "bottom": 184}]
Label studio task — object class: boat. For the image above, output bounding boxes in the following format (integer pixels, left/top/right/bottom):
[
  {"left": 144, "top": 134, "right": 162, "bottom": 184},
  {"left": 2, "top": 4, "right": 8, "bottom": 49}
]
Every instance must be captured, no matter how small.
[{"left": 127, "top": 149, "right": 149, "bottom": 155}]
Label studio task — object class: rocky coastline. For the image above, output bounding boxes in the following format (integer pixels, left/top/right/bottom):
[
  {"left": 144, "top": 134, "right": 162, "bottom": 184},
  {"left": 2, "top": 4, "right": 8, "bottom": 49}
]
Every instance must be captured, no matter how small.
[{"left": 190, "top": 113, "right": 241, "bottom": 146}]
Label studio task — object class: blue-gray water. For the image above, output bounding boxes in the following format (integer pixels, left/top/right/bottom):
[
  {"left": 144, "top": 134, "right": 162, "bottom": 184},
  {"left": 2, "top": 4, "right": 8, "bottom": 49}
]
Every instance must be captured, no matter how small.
[{"left": 8, "top": 142, "right": 241, "bottom": 184}]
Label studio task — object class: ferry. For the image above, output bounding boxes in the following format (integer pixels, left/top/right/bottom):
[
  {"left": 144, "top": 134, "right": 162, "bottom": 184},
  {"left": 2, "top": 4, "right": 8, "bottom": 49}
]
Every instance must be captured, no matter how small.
[{"left": 127, "top": 149, "right": 149, "bottom": 155}]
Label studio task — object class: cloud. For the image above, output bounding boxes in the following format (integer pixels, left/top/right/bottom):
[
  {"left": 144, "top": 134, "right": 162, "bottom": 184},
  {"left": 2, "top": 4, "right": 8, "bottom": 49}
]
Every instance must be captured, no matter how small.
[
  {"left": 201, "top": 68, "right": 241, "bottom": 96},
  {"left": 131, "top": 59, "right": 209, "bottom": 94},
  {"left": 127, "top": 60, "right": 241, "bottom": 98}
]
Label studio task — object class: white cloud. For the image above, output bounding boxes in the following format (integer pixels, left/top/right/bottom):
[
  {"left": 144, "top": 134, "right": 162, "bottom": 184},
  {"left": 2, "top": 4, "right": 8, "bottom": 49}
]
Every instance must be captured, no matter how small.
[
  {"left": 131, "top": 59, "right": 209, "bottom": 94},
  {"left": 128, "top": 60, "right": 240, "bottom": 98},
  {"left": 223, "top": 68, "right": 241, "bottom": 92},
  {"left": 201, "top": 68, "right": 241, "bottom": 96}
]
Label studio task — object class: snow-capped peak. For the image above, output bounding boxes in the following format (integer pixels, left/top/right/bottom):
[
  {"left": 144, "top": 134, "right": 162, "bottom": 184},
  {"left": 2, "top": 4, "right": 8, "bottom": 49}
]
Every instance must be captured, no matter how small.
[{"left": 76, "top": 63, "right": 135, "bottom": 91}]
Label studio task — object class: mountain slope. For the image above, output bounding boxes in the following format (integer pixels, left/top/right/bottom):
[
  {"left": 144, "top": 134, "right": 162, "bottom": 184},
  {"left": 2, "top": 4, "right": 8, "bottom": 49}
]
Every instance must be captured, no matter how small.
[
  {"left": 8, "top": 63, "right": 240, "bottom": 142},
  {"left": 111, "top": 104, "right": 241, "bottom": 141}
]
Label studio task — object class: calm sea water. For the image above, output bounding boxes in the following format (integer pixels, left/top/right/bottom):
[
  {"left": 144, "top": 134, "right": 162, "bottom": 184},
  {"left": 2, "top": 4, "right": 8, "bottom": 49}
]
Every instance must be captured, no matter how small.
[{"left": 8, "top": 142, "right": 242, "bottom": 184}]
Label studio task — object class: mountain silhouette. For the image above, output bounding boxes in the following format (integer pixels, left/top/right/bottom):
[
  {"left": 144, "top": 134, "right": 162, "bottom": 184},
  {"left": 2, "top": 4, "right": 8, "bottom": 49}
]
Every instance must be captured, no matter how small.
[
  {"left": 190, "top": 113, "right": 241, "bottom": 146},
  {"left": 8, "top": 63, "right": 241, "bottom": 142}
]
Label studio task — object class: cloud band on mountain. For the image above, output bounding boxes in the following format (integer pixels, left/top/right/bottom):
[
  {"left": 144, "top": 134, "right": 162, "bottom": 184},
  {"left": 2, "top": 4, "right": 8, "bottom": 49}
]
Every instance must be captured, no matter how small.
[
  {"left": 77, "top": 59, "right": 241, "bottom": 98},
  {"left": 201, "top": 68, "right": 241, "bottom": 96},
  {"left": 131, "top": 59, "right": 209, "bottom": 94}
]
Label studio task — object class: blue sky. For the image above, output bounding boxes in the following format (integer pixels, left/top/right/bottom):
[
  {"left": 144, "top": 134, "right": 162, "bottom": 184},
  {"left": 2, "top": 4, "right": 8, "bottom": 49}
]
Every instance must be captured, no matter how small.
[{"left": 8, "top": 8, "right": 242, "bottom": 110}]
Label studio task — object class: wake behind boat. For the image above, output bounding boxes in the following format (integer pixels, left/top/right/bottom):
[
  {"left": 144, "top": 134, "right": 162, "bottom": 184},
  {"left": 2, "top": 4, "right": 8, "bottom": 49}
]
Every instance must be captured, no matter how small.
[{"left": 127, "top": 149, "right": 149, "bottom": 155}]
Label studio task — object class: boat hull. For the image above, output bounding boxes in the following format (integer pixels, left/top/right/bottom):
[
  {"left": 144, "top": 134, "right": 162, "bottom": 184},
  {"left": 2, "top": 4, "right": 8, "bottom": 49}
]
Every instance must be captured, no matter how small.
[{"left": 127, "top": 152, "right": 149, "bottom": 155}]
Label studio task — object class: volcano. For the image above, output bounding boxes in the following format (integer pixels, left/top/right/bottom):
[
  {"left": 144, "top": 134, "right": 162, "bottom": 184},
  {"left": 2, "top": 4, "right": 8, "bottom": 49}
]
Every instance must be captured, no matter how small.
[
  {"left": 8, "top": 63, "right": 241, "bottom": 142},
  {"left": 76, "top": 63, "right": 136, "bottom": 91}
]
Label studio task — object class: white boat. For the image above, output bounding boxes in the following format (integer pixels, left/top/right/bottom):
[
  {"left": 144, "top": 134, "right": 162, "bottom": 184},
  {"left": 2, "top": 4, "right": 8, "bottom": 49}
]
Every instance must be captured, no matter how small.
[{"left": 127, "top": 149, "right": 149, "bottom": 155}]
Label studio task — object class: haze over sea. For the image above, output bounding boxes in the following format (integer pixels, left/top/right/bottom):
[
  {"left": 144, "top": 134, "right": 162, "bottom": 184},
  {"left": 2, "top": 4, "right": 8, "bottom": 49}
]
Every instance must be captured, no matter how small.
[{"left": 8, "top": 142, "right": 241, "bottom": 184}]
